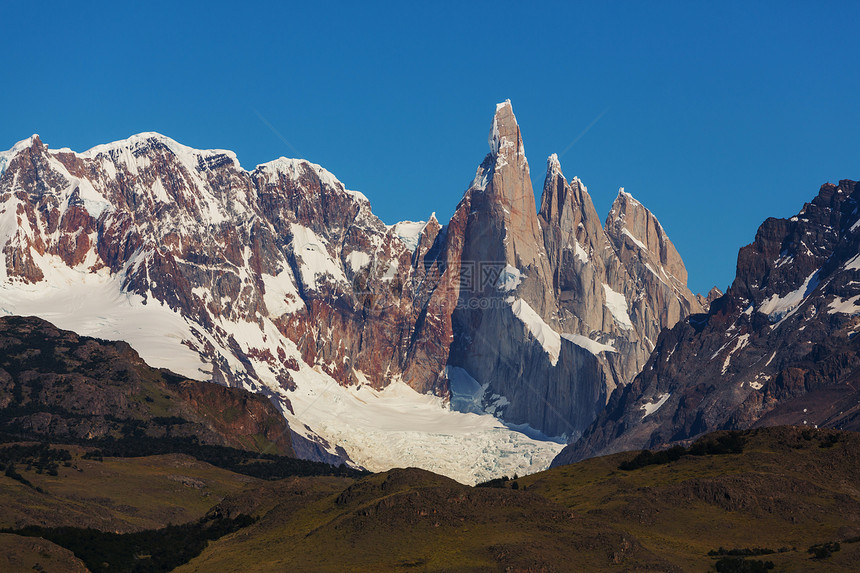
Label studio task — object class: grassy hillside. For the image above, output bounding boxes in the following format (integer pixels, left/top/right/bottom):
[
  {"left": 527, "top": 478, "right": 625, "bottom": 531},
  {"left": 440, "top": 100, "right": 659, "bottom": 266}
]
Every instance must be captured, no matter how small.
[
  {"left": 174, "top": 467, "right": 674, "bottom": 572},
  {"left": 0, "top": 444, "right": 258, "bottom": 533},
  {"left": 0, "top": 532, "right": 88, "bottom": 573},
  {"left": 520, "top": 427, "right": 860, "bottom": 571},
  {"left": 174, "top": 427, "right": 860, "bottom": 572},
  {"left": 0, "top": 442, "right": 362, "bottom": 572},
  {"left": 2, "top": 404, "right": 859, "bottom": 570}
]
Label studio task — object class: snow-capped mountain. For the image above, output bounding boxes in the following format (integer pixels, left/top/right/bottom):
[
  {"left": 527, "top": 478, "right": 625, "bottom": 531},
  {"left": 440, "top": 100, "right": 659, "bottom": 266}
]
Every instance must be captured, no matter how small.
[
  {"left": 553, "top": 179, "right": 860, "bottom": 466},
  {"left": 0, "top": 101, "right": 702, "bottom": 481}
]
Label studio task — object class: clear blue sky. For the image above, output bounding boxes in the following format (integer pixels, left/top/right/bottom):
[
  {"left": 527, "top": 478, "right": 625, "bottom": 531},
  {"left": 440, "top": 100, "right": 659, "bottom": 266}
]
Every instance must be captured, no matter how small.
[{"left": 2, "top": 1, "right": 858, "bottom": 295}]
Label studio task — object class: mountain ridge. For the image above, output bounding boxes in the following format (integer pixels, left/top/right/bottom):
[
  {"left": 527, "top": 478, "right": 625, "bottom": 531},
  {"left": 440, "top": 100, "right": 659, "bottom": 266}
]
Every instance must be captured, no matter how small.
[
  {"left": 0, "top": 101, "right": 705, "bottom": 479},
  {"left": 553, "top": 178, "right": 860, "bottom": 466}
]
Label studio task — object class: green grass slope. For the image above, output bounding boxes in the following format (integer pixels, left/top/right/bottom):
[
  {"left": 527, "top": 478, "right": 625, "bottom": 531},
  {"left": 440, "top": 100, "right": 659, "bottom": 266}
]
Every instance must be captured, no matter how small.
[
  {"left": 0, "top": 532, "right": 88, "bottom": 573},
  {"left": 0, "top": 444, "right": 258, "bottom": 533},
  {"left": 521, "top": 426, "right": 860, "bottom": 572},
  {"left": 175, "top": 427, "right": 860, "bottom": 572}
]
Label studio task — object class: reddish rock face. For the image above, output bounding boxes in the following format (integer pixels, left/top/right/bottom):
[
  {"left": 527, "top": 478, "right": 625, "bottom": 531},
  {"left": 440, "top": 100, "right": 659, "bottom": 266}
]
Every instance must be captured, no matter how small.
[
  {"left": 0, "top": 104, "right": 702, "bottom": 440},
  {"left": 554, "top": 179, "right": 860, "bottom": 466}
]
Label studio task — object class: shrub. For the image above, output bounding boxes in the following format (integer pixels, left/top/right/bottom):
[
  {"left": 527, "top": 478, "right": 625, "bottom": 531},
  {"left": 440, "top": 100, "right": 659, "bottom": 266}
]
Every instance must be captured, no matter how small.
[
  {"left": 808, "top": 541, "right": 840, "bottom": 559},
  {"left": 714, "top": 557, "right": 774, "bottom": 572}
]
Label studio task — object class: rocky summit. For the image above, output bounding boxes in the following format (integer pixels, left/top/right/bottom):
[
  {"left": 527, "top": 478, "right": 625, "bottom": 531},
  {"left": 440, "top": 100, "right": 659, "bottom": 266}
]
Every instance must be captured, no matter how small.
[
  {"left": 0, "top": 101, "right": 703, "bottom": 477},
  {"left": 554, "top": 179, "right": 860, "bottom": 466}
]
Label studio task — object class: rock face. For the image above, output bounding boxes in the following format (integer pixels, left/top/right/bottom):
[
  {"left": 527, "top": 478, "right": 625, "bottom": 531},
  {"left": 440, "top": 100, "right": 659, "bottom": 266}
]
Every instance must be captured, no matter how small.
[
  {"left": 604, "top": 189, "right": 703, "bottom": 344},
  {"left": 0, "top": 102, "right": 701, "bottom": 448},
  {"left": 553, "top": 179, "right": 860, "bottom": 465},
  {"left": 411, "top": 102, "right": 703, "bottom": 438},
  {"left": 696, "top": 286, "right": 724, "bottom": 310}
]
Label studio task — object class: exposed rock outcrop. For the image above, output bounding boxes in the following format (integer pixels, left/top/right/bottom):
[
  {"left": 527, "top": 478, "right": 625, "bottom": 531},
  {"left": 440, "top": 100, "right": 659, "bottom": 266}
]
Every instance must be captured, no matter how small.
[{"left": 553, "top": 179, "right": 860, "bottom": 465}]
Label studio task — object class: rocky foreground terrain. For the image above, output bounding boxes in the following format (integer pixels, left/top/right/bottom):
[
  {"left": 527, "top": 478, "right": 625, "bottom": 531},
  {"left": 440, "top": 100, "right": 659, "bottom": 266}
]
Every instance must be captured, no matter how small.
[{"left": 0, "top": 315, "right": 293, "bottom": 455}]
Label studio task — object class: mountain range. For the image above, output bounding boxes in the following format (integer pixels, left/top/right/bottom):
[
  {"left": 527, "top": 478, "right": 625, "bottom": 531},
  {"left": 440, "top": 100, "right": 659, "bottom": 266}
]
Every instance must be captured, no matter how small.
[
  {"left": 2, "top": 99, "right": 860, "bottom": 571},
  {"left": 0, "top": 100, "right": 712, "bottom": 481},
  {"left": 0, "top": 100, "right": 856, "bottom": 485}
]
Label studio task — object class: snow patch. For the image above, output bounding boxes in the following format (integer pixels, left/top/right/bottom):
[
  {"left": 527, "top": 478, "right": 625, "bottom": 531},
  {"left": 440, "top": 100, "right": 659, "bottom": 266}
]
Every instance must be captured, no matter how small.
[
  {"left": 80, "top": 132, "right": 239, "bottom": 171},
  {"left": 643, "top": 262, "right": 671, "bottom": 288},
  {"left": 344, "top": 189, "right": 369, "bottom": 204},
  {"left": 150, "top": 178, "right": 171, "bottom": 203},
  {"left": 261, "top": 269, "right": 304, "bottom": 316},
  {"left": 380, "top": 259, "right": 399, "bottom": 281},
  {"left": 509, "top": 298, "right": 560, "bottom": 365},
  {"left": 641, "top": 393, "right": 670, "bottom": 418},
  {"left": 764, "top": 351, "right": 777, "bottom": 367},
  {"left": 747, "top": 373, "right": 770, "bottom": 391},
  {"left": 828, "top": 294, "right": 860, "bottom": 315},
  {"left": 721, "top": 334, "right": 750, "bottom": 375},
  {"left": 40, "top": 153, "right": 113, "bottom": 219},
  {"left": 345, "top": 250, "right": 371, "bottom": 273},
  {"left": 666, "top": 342, "right": 678, "bottom": 361},
  {"left": 0, "top": 258, "right": 209, "bottom": 380},
  {"left": 255, "top": 156, "right": 343, "bottom": 192},
  {"left": 496, "top": 264, "right": 523, "bottom": 292},
  {"left": 0, "top": 135, "right": 40, "bottom": 176},
  {"left": 574, "top": 241, "right": 589, "bottom": 263},
  {"left": 844, "top": 252, "right": 860, "bottom": 271},
  {"left": 390, "top": 220, "right": 427, "bottom": 252},
  {"left": 759, "top": 270, "right": 820, "bottom": 324},
  {"left": 602, "top": 284, "right": 634, "bottom": 330},
  {"left": 621, "top": 228, "right": 648, "bottom": 251},
  {"left": 618, "top": 187, "right": 642, "bottom": 207},
  {"left": 560, "top": 333, "right": 615, "bottom": 355},
  {"left": 288, "top": 224, "right": 348, "bottom": 290}
]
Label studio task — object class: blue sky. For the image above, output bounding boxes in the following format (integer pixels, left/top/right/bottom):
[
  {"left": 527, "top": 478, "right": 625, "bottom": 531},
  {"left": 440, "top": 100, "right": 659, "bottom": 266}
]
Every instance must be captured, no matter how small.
[{"left": 2, "top": 1, "right": 858, "bottom": 294}]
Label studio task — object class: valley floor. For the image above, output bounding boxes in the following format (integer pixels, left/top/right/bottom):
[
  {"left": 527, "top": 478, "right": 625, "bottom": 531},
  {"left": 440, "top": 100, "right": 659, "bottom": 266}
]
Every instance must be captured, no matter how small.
[{"left": 2, "top": 426, "right": 859, "bottom": 572}]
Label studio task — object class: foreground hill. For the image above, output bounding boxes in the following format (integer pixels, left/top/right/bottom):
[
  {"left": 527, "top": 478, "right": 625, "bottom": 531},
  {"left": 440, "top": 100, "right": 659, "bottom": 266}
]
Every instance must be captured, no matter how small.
[
  {"left": 1, "top": 426, "right": 858, "bottom": 571},
  {"left": 0, "top": 315, "right": 294, "bottom": 455},
  {"left": 172, "top": 426, "right": 860, "bottom": 572}
]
